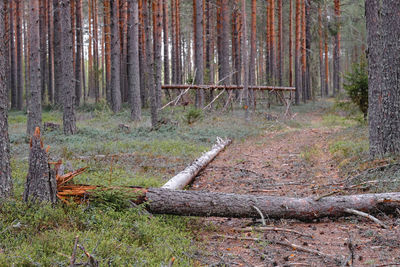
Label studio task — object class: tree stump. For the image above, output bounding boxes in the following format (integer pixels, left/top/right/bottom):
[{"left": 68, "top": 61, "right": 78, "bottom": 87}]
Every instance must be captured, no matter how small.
[{"left": 23, "top": 127, "right": 57, "bottom": 203}]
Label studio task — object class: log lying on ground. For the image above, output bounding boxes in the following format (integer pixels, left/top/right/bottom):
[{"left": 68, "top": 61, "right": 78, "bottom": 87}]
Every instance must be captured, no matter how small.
[
  {"left": 162, "top": 138, "right": 232, "bottom": 190},
  {"left": 162, "top": 84, "right": 295, "bottom": 91},
  {"left": 145, "top": 189, "right": 400, "bottom": 220}
]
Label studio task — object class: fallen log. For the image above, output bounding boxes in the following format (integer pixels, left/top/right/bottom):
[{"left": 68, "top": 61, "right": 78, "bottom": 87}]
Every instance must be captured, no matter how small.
[
  {"left": 162, "top": 84, "right": 295, "bottom": 91},
  {"left": 145, "top": 188, "right": 400, "bottom": 220},
  {"left": 162, "top": 138, "right": 232, "bottom": 190}
]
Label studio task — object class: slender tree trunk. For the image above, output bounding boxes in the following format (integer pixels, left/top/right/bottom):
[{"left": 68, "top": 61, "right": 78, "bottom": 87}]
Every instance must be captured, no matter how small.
[
  {"left": 277, "top": 0, "right": 283, "bottom": 86},
  {"left": 324, "top": 6, "right": 329, "bottom": 96},
  {"left": 153, "top": 0, "right": 162, "bottom": 108},
  {"left": 249, "top": 0, "right": 256, "bottom": 108},
  {"left": 301, "top": 0, "right": 306, "bottom": 102},
  {"left": 75, "top": 0, "right": 83, "bottom": 106},
  {"left": 294, "top": 0, "right": 301, "bottom": 104},
  {"left": 170, "top": 0, "right": 176, "bottom": 84},
  {"left": 104, "top": 0, "right": 112, "bottom": 105},
  {"left": 60, "top": 0, "right": 76, "bottom": 135},
  {"left": 39, "top": 0, "right": 47, "bottom": 103},
  {"left": 305, "top": 0, "right": 311, "bottom": 100},
  {"left": 16, "top": 0, "right": 23, "bottom": 110},
  {"left": 241, "top": 0, "right": 249, "bottom": 120},
  {"left": 0, "top": 1, "right": 13, "bottom": 198},
  {"left": 366, "top": 0, "right": 400, "bottom": 158},
  {"left": 217, "top": 0, "right": 230, "bottom": 84},
  {"left": 162, "top": 0, "right": 169, "bottom": 85},
  {"left": 9, "top": 1, "right": 17, "bottom": 109},
  {"left": 27, "top": 0, "right": 42, "bottom": 136},
  {"left": 194, "top": 0, "right": 204, "bottom": 108},
  {"left": 289, "top": 0, "right": 293, "bottom": 87},
  {"left": 318, "top": 7, "right": 325, "bottom": 97},
  {"left": 47, "top": 0, "right": 54, "bottom": 104},
  {"left": 269, "top": 0, "right": 275, "bottom": 84},
  {"left": 146, "top": 0, "right": 157, "bottom": 127},
  {"left": 110, "top": 0, "right": 122, "bottom": 112},
  {"left": 128, "top": 0, "right": 141, "bottom": 121},
  {"left": 333, "top": 0, "right": 341, "bottom": 96},
  {"left": 93, "top": 0, "right": 100, "bottom": 102},
  {"left": 53, "top": 0, "right": 62, "bottom": 105}
]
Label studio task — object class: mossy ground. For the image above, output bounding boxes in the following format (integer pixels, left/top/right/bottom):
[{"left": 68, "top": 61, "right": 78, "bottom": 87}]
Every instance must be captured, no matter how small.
[{"left": 3, "top": 97, "right": 393, "bottom": 266}]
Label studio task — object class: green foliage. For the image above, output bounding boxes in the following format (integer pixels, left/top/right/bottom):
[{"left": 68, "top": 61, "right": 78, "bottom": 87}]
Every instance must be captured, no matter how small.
[
  {"left": 343, "top": 59, "right": 368, "bottom": 119},
  {"left": 184, "top": 107, "right": 203, "bottom": 125},
  {"left": 0, "top": 199, "right": 195, "bottom": 266}
]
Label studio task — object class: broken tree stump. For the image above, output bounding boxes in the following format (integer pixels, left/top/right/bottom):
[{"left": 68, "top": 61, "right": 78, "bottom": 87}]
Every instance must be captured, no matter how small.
[{"left": 23, "top": 127, "right": 57, "bottom": 203}]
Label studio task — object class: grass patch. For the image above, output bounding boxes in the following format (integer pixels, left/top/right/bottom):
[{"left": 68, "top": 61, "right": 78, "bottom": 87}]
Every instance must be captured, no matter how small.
[{"left": 300, "top": 145, "right": 322, "bottom": 164}]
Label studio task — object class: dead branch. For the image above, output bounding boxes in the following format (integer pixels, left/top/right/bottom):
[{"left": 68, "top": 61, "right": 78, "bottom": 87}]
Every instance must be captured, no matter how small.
[
  {"left": 232, "top": 226, "right": 312, "bottom": 238},
  {"left": 344, "top": 208, "right": 388, "bottom": 229}
]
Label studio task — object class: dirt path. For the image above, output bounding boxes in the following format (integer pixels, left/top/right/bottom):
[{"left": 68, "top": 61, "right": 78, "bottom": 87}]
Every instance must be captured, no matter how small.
[{"left": 191, "top": 112, "right": 400, "bottom": 266}]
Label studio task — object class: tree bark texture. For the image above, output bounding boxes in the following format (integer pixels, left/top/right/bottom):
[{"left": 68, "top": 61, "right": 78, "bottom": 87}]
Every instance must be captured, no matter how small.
[
  {"left": 366, "top": 0, "right": 400, "bottom": 158},
  {"left": 23, "top": 128, "right": 57, "bottom": 203},
  {"left": 217, "top": 0, "right": 230, "bottom": 84},
  {"left": 16, "top": 0, "right": 23, "bottom": 110},
  {"left": 194, "top": 0, "right": 204, "bottom": 108},
  {"left": 127, "top": 0, "right": 141, "bottom": 121},
  {"left": 60, "top": 0, "right": 76, "bottom": 135},
  {"left": 9, "top": 0, "right": 17, "bottom": 109},
  {"left": 39, "top": 0, "right": 47, "bottom": 103},
  {"left": 146, "top": 189, "right": 400, "bottom": 220},
  {"left": 53, "top": 0, "right": 62, "bottom": 105},
  {"left": 27, "top": 0, "right": 42, "bottom": 136},
  {"left": 110, "top": 0, "right": 122, "bottom": 112},
  {"left": 162, "top": 138, "right": 231, "bottom": 190},
  {"left": 0, "top": 2, "right": 13, "bottom": 197},
  {"left": 75, "top": 0, "right": 83, "bottom": 106},
  {"left": 241, "top": 0, "right": 249, "bottom": 119}
]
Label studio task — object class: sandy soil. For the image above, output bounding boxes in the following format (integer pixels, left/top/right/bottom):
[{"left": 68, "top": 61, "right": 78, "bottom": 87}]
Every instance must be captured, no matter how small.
[{"left": 191, "top": 112, "right": 400, "bottom": 266}]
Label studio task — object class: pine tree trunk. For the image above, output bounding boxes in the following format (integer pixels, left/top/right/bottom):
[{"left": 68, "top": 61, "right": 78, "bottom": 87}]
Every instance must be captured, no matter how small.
[
  {"left": 16, "top": 0, "right": 23, "bottom": 110},
  {"left": 0, "top": 2, "right": 13, "bottom": 197},
  {"left": 9, "top": 1, "right": 17, "bottom": 109},
  {"left": 92, "top": 0, "right": 100, "bottom": 102},
  {"left": 23, "top": 128, "right": 57, "bottom": 203},
  {"left": 324, "top": 7, "right": 329, "bottom": 96},
  {"left": 318, "top": 7, "right": 325, "bottom": 97},
  {"left": 294, "top": 0, "right": 301, "bottom": 104},
  {"left": 277, "top": 0, "right": 283, "bottom": 86},
  {"left": 47, "top": 0, "right": 54, "bottom": 104},
  {"left": 249, "top": 0, "right": 256, "bottom": 108},
  {"left": 39, "top": 0, "right": 47, "bottom": 103},
  {"left": 305, "top": 0, "right": 311, "bottom": 100},
  {"left": 153, "top": 0, "right": 162, "bottom": 109},
  {"left": 301, "top": 0, "right": 306, "bottom": 102},
  {"left": 162, "top": 0, "right": 169, "bottom": 85},
  {"left": 53, "top": 0, "right": 62, "bottom": 105},
  {"left": 366, "top": 0, "right": 400, "bottom": 158},
  {"left": 75, "top": 0, "right": 83, "bottom": 106},
  {"left": 104, "top": 0, "right": 112, "bottom": 105},
  {"left": 144, "top": 0, "right": 157, "bottom": 127},
  {"left": 128, "top": 0, "right": 141, "bottom": 121},
  {"left": 60, "top": 0, "right": 76, "bottom": 135},
  {"left": 217, "top": 0, "right": 230, "bottom": 84},
  {"left": 289, "top": 0, "right": 293, "bottom": 87},
  {"left": 110, "top": 0, "right": 122, "bottom": 112},
  {"left": 241, "top": 0, "right": 249, "bottom": 120},
  {"left": 194, "top": 0, "right": 204, "bottom": 108},
  {"left": 333, "top": 0, "right": 341, "bottom": 96},
  {"left": 27, "top": 0, "right": 42, "bottom": 136}
]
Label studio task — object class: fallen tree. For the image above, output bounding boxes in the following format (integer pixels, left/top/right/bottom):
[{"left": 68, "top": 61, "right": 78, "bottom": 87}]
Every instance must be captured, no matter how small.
[
  {"left": 162, "top": 138, "right": 232, "bottom": 190},
  {"left": 145, "top": 188, "right": 400, "bottom": 220}
]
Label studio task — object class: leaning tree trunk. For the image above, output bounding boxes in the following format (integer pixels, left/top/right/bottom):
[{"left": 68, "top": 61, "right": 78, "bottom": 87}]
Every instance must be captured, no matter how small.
[
  {"left": 0, "top": 2, "right": 13, "bottom": 197},
  {"left": 23, "top": 128, "right": 57, "bottom": 203},
  {"left": 27, "top": 0, "right": 42, "bottom": 136},
  {"left": 146, "top": 189, "right": 400, "bottom": 220},
  {"left": 60, "top": 0, "right": 76, "bottom": 135},
  {"left": 367, "top": 0, "right": 400, "bottom": 158}
]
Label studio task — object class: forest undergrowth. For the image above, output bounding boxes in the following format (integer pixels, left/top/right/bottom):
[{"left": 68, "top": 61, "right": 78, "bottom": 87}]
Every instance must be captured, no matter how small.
[{"left": 2, "top": 98, "right": 392, "bottom": 266}]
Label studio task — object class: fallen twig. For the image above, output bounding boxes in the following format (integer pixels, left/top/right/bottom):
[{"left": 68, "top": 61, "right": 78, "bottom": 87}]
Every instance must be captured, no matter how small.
[
  {"left": 344, "top": 208, "right": 388, "bottom": 229},
  {"left": 232, "top": 226, "right": 312, "bottom": 238},
  {"left": 314, "top": 190, "right": 343, "bottom": 201},
  {"left": 252, "top": 206, "right": 266, "bottom": 226},
  {"left": 69, "top": 236, "right": 79, "bottom": 267}
]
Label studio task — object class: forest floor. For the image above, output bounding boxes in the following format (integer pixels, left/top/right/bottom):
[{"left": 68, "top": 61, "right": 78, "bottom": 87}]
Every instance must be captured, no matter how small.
[
  {"left": 2, "top": 98, "right": 400, "bottom": 266},
  {"left": 190, "top": 102, "right": 400, "bottom": 266}
]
